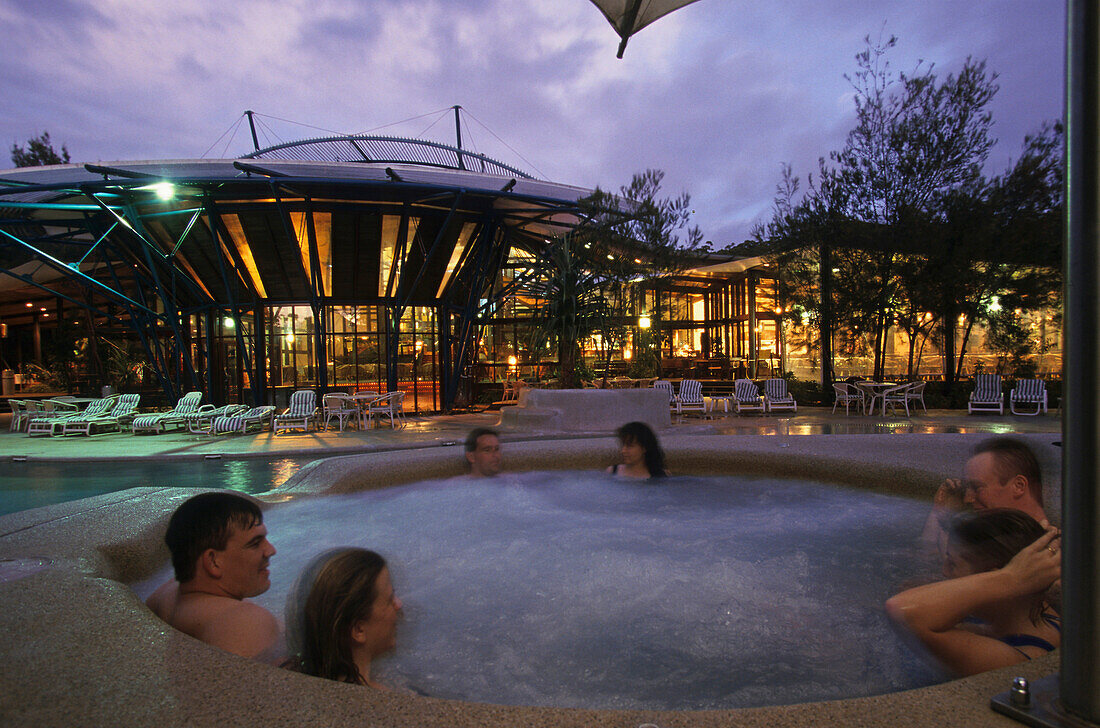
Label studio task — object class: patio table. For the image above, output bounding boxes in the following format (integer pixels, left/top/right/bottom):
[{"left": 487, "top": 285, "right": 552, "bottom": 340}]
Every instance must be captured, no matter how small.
[
  {"left": 854, "top": 381, "right": 897, "bottom": 415},
  {"left": 349, "top": 392, "right": 386, "bottom": 429}
]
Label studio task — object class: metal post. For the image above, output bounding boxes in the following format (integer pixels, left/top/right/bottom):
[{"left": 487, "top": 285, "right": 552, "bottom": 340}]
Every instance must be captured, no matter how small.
[
  {"left": 1062, "top": 0, "right": 1100, "bottom": 721},
  {"left": 245, "top": 110, "right": 260, "bottom": 153},
  {"left": 453, "top": 106, "right": 465, "bottom": 170}
]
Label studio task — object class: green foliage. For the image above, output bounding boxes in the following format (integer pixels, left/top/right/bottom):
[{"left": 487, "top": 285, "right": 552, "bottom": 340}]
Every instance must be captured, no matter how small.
[
  {"left": 100, "top": 337, "right": 146, "bottom": 390},
  {"left": 11, "top": 131, "right": 71, "bottom": 167}
]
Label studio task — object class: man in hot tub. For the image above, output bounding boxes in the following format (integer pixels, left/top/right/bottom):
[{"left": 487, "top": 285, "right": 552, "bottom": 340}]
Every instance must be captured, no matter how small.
[
  {"left": 146, "top": 492, "right": 281, "bottom": 661},
  {"left": 465, "top": 427, "right": 503, "bottom": 478}
]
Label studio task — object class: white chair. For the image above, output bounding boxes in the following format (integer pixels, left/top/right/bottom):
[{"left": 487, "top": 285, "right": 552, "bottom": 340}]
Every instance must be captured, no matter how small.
[
  {"left": 27, "top": 398, "right": 102, "bottom": 436},
  {"left": 364, "top": 391, "right": 406, "bottom": 429},
  {"left": 968, "top": 374, "right": 1004, "bottom": 414},
  {"left": 677, "top": 379, "right": 708, "bottom": 417},
  {"left": 763, "top": 378, "right": 797, "bottom": 413},
  {"left": 881, "top": 383, "right": 913, "bottom": 417},
  {"left": 7, "top": 399, "right": 29, "bottom": 432},
  {"left": 733, "top": 379, "right": 765, "bottom": 414},
  {"left": 322, "top": 393, "right": 358, "bottom": 431},
  {"left": 905, "top": 381, "right": 928, "bottom": 414},
  {"left": 831, "top": 383, "right": 862, "bottom": 415},
  {"left": 1010, "top": 379, "right": 1048, "bottom": 416},
  {"left": 274, "top": 389, "right": 318, "bottom": 434}
]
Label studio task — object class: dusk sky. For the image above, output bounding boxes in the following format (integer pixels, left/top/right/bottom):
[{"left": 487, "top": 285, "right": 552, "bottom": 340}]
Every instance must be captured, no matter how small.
[{"left": 1, "top": 0, "right": 1065, "bottom": 246}]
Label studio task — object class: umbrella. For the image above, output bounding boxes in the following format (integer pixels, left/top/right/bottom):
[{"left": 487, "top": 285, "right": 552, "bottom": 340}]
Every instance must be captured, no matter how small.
[{"left": 587, "top": 0, "right": 703, "bottom": 57}]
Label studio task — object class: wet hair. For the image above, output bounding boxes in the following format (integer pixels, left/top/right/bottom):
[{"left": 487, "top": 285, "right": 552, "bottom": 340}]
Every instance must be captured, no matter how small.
[
  {"left": 164, "top": 492, "right": 263, "bottom": 582},
  {"left": 293, "top": 548, "right": 388, "bottom": 685},
  {"left": 464, "top": 427, "right": 499, "bottom": 472},
  {"left": 948, "top": 509, "right": 1049, "bottom": 623},
  {"left": 464, "top": 427, "right": 499, "bottom": 453},
  {"left": 616, "top": 421, "right": 667, "bottom": 478},
  {"left": 971, "top": 437, "right": 1043, "bottom": 506}
]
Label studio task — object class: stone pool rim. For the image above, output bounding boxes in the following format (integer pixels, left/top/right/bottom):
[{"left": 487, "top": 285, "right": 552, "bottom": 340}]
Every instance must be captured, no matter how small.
[{"left": 0, "top": 433, "right": 1061, "bottom": 727}]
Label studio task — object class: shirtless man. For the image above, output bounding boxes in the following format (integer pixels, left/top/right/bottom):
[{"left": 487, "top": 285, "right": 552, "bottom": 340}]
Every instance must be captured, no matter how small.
[
  {"left": 465, "top": 427, "right": 502, "bottom": 478},
  {"left": 146, "top": 492, "right": 280, "bottom": 660},
  {"left": 922, "top": 437, "right": 1050, "bottom": 557}
]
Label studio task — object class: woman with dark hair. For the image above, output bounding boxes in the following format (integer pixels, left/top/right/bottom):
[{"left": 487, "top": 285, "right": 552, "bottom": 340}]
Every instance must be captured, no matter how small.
[
  {"left": 885, "top": 509, "right": 1061, "bottom": 676},
  {"left": 287, "top": 548, "right": 402, "bottom": 688},
  {"left": 607, "top": 421, "right": 667, "bottom": 479}
]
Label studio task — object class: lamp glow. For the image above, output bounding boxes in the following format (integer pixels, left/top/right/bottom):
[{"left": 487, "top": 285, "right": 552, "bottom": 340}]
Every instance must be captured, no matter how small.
[
  {"left": 638, "top": 316, "right": 651, "bottom": 329},
  {"left": 153, "top": 182, "right": 176, "bottom": 200}
]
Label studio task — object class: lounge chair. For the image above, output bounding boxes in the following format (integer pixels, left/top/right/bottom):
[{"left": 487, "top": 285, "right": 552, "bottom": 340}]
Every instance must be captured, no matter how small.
[
  {"left": 1010, "top": 378, "right": 1048, "bottom": 416},
  {"left": 653, "top": 380, "right": 678, "bottom": 413},
  {"left": 273, "top": 390, "right": 318, "bottom": 434},
  {"left": 677, "top": 379, "right": 709, "bottom": 417},
  {"left": 831, "top": 383, "right": 862, "bottom": 415},
  {"left": 61, "top": 394, "right": 141, "bottom": 436},
  {"left": 363, "top": 391, "right": 406, "bottom": 429},
  {"left": 212, "top": 405, "right": 276, "bottom": 435},
  {"left": 968, "top": 374, "right": 1004, "bottom": 414},
  {"left": 733, "top": 379, "right": 766, "bottom": 414},
  {"left": 26, "top": 398, "right": 108, "bottom": 437},
  {"left": 322, "top": 393, "right": 358, "bottom": 431},
  {"left": 131, "top": 391, "right": 204, "bottom": 434},
  {"left": 763, "top": 378, "right": 797, "bottom": 413},
  {"left": 186, "top": 403, "right": 248, "bottom": 434}
]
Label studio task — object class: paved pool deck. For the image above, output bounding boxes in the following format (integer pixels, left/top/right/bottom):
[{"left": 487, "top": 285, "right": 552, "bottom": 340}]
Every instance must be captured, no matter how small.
[{"left": 0, "top": 406, "right": 1062, "bottom": 462}]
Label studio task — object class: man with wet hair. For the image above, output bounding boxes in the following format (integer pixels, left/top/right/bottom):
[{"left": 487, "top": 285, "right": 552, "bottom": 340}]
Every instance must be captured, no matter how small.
[
  {"left": 146, "top": 492, "right": 280, "bottom": 660},
  {"left": 923, "top": 437, "right": 1050, "bottom": 556},
  {"left": 465, "top": 427, "right": 502, "bottom": 478}
]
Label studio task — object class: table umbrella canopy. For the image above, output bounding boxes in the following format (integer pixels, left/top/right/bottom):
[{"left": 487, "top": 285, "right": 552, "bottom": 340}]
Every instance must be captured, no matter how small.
[{"left": 589, "top": 0, "right": 703, "bottom": 57}]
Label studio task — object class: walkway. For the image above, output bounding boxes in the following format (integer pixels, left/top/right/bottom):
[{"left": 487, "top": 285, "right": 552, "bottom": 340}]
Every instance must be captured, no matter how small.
[{"left": 0, "top": 407, "right": 1060, "bottom": 462}]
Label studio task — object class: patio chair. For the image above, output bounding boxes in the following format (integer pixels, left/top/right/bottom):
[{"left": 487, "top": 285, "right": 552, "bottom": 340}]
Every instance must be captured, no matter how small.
[
  {"left": 212, "top": 405, "right": 276, "bottom": 435},
  {"left": 831, "top": 383, "right": 862, "bottom": 415},
  {"left": 61, "top": 393, "right": 141, "bottom": 436},
  {"left": 132, "top": 391, "right": 204, "bottom": 434},
  {"left": 732, "top": 378, "right": 766, "bottom": 414},
  {"left": 322, "top": 393, "right": 358, "bottom": 432},
  {"left": 7, "top": 399, "right": 32, "bottom": 432},
  {"left": 968, "top": 374, "right": 1004, "bottom": 414},
  {"left": 273, "top": 389, "right": 318, "bottom": 434},
  {"left": 652, "top": 380, "right": 678, "bottom": 412},
  {"left": 763, "top": 378, "right": 797, "bottom": 413},
  {"left": 677, "top": 379, "right": 709, "bottom": 417},
  {"left": 905, "top": 381, "right": 928, "bottom": 414},
  {"left": 26, "top": 398, "right": 107, "bottom": 437},
  {"left": 881, "top": 383, "right": 914, "bottom": 417},
  {"left": 1010, "top": 378, "right": 1048, "bottom": 416},
  {"left": 364, "top": 391, "right": 406, "bottom": 429},
  {"left": 186, "top": 403, "right": 248, "bottom": 434}
]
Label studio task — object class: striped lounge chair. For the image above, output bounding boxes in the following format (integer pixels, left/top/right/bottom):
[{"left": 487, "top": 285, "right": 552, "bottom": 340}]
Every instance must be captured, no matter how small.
[
  {"left": 733, "top": 378, "right": 766, "bottom": 414},
  {"left": 212, "top": 406, "right": 276, "bottom": 435},
  {"left": 61, "top": 393, "right": 141, "bottom": 435},
  {"left": 968, "top": 374, "right": 1004, "bottom": 414},
  {"left": 676, "top": 379, "right": 709, "bottom": 417},
  {"left": 132, "top": 391, "right": 204, "bottom": 434},
  {"left": 186, "top": 403, "right": 248, "bottom": 434},
  {"left": 26, "top": 397, "right": 110, "bottom": 437},
  {"left": 763, "top": 378, "right": 797, "bottom": 413},
  {"left": 652, "top": 380, "right": 677, "bottom": 413},
  {"left": 273, "top": 390, "right": 318, "bottom": 434},
  {"left": 1009, "top": 379, "right": 1048, "bottom": 416}
]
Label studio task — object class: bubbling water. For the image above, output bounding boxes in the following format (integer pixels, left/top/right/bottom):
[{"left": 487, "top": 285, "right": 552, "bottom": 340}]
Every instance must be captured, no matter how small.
[{"left": 136, "top": 471, "right": 944, "bottom": 709}]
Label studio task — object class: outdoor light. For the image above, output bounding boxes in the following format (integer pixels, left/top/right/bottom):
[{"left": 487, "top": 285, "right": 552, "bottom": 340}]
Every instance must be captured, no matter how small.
[
  {"left": 153, "top": 182, "right": 176, "bottom": 200},
  {"left": 507, "top": 355, "right": 517, "bottom": 367},
  {"left": 25, "top": 302, "right": 32, "bottom": 308},
  {"left": 775, "top": 307, "right": 783, "bottom": 314},
  {"left": 988, "top": 296, "right": 1002, "bottom": 312},
  {"left": 285, "top": 332, "right": 295, "bottom": 344},
  {"left": 223, "top": 317, "right": 235, "bottom": 329},
  {"left": 623, "top": 348, "right": 632, "bottom": 360},
  {"left": 638, "top": 316, "right": 651, "bottom": 329}
]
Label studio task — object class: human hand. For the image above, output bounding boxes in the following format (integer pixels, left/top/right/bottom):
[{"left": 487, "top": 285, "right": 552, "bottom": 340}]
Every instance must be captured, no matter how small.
[
  {"left": 1002, "top": 528, "right": 1061, "bottom": 595},
  {"left": 933, "top": 479, "right": 967, "bottom": 524}
]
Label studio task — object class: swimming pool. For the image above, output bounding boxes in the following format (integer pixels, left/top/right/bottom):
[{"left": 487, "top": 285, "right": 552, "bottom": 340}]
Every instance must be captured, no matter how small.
[{"left": 0, "top": 457, "right": 307, "bottom": 516}]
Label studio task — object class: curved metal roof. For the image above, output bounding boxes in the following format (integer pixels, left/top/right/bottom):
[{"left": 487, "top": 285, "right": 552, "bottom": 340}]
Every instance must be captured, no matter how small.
[{"left": 243, "top": 134, "right": 535, "bottom": 180}]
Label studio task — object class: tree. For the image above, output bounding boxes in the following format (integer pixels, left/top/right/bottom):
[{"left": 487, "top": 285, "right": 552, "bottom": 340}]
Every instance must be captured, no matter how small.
[{"left": 11, "top": 131, "right": 71, "bottom": 167}]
